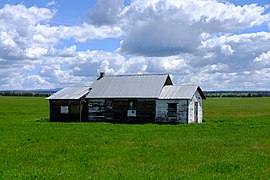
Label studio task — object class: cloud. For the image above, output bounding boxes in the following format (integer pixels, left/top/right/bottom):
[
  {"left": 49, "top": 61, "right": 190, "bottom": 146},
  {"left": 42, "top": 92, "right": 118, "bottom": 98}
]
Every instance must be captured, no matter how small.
[
  {"left": 200, "top": 32, "right": 270, "bottom": 71},
  {"left": 1, "top": 2, "right": 270, "bottom": 91},
  {"left": 47, "top": 1, "right": 56, "bottom": 7},
  {"left": 201, "top": 63, "right": 229, "bottom": 73},
  {"left": 57, "top": 46, "right": 77, "bottom": 57},
  {"left": 0, "top": 4, "right": 125, "bottom": 89},
  {"left": 254, "top": 51, "right": 270, "bottom": 68},
  {"left": 0, "top": 4, "right": 54, "bottom": 59},
  {"left": 59, "top": 23, "right": 123, "bottom": 42},
  {"left": 220, "top": 45, "right": 234, "bottom": 56},
  {"left": 88, "top": 0, "right": 125, "bottom": 25},
  {"left": 0, "top": 4, "right": 123, "bottom": 61},
  {"left": 25, "top": 47, "right": 48, "bottom": 59},
  {"left": 0, "top": 4, "right": 54, "bottom": 25},
  {"left": 88, "top": 0, "right": 270, "bottom": 56}
]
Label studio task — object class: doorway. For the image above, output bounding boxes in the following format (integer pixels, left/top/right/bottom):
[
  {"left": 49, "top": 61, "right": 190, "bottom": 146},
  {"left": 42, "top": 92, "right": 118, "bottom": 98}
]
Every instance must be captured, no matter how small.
[
  {"left": 167, "top": 103, "right": 177, "bottom": 123},
  {"left": 194, "top": 102, "right": 198, "bottom": 123}
]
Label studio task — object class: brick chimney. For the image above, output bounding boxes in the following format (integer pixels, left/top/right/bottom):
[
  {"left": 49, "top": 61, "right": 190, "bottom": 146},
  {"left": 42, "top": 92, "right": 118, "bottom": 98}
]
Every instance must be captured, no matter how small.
[{"left": 97, "top": 72, "right": 105, "bottom": 80}]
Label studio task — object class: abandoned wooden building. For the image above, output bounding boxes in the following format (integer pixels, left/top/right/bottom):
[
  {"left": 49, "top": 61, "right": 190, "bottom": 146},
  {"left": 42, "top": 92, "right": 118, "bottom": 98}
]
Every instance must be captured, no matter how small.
[
  {"left": 46, "top": 86, "right": 90, "bottom": 122},
  {"left": 47, "top": 74, "right": 206, "bottom": 124},
  {"left": 86, "top": 74, "right": 205, "bottom": 124}
]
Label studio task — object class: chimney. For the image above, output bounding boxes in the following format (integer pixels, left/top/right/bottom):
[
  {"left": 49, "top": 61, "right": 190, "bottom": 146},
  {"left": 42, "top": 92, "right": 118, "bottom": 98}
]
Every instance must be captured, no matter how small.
[{"left": 97, "top": 72, "right": 105, "bottom": 80}]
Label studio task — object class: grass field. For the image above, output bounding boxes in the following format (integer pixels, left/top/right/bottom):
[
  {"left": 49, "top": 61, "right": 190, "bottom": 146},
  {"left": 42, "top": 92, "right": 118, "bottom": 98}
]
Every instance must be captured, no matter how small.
[{"left": 0, "top": 96, "right": 269, "bottom": 179}]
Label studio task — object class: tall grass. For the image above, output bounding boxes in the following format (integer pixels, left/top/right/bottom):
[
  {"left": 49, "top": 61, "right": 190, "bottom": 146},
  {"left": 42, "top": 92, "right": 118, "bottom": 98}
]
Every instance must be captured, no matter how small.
[{"left": 0, "top": 96, "right": 269, "bottom": 179}]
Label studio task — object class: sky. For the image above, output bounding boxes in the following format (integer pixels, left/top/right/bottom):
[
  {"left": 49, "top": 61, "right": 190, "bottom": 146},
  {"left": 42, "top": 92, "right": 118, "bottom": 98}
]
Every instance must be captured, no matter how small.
[{"left": 0, "top": 0, "right": 270, "bottom": 91}]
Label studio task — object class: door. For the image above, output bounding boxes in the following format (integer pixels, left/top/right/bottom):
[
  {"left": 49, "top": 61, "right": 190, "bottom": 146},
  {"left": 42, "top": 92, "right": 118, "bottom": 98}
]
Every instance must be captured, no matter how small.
[
  {"left": 194, "top": 102, "right": 198, "bottom": 123},
  {"left": 167, "top": 103, "right": 177, "bottom": 123}
]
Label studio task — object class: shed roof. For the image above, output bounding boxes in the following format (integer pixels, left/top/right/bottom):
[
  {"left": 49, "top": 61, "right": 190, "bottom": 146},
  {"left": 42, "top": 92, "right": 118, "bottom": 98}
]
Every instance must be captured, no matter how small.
[
  {"left": 158, "top": 85, "right": 206, "bottom": 100},
  {"left": 46, "top": 86, "right": 90, "bottom": 100},
  {"left": 86, "top": 74, "right": 172, "bottom": 99}
]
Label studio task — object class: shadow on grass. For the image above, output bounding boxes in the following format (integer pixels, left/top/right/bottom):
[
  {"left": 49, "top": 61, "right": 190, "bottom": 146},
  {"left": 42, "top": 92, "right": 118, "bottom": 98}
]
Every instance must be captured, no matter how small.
[
  {"left": 199, "top": 161, "right": 244, "bottom": 174},
  {"left": 36, "top": 118, "right": 50, "bottom": 122}
]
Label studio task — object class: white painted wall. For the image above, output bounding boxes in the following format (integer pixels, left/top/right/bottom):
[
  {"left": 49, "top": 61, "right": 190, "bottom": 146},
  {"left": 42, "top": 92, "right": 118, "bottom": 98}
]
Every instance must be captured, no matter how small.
[
  {"left": 188, "top": 90, "right": 203, "bottom": 123},
  {"left": 156, "top": 90, "right": 203, "bottom": 124}
]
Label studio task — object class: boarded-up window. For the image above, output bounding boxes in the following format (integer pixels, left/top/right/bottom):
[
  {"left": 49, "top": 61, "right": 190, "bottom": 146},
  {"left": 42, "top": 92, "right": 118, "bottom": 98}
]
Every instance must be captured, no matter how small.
[
  {"left": 70, "top": 105, "right": 80, "bottom": 114},
  {"left": 167, "top": 103, "right": 177, "bottom": 117},
  {"left": 60, "top": 106, "right": 69, "bottom": 114},
  {"left": 128, "top": 100, "right": 136, "bottom": 110}
]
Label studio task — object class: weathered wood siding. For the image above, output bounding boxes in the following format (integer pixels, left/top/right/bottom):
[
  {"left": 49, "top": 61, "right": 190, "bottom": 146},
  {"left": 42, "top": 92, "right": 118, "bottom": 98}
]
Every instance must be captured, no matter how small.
[
  {"left": 188, "top": 90, "right": 203, "bottom": 123},
  {"left": 88, "top": 99, "right": 156, "bottom": 123},
  {"left": 136, "top": 99, "right": 156, "bottom": 124},
  {"left": 88, "top": 99, "right": 106, "bottom": 122},
  {"left": 81, "top": 100, "right": 89, "bottom": 122},
  {"left": 49, "top": 100, "right": 87, "bottom": 122},
  {"left": 88, "top": 95, "right": 203, "bottom": 124},
  {"left": 155, "top": 100, "right": 188, "bottom": 124},
  {"left": 156, "top": 90, "right": 203, "bottom": 124}
]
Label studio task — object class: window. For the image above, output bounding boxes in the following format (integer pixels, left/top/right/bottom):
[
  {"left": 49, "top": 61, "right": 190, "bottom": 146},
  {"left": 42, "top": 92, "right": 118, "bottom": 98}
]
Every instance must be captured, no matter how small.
[
  {"left": 167, "top": 103, "right": 177, "bottom": 117},
  {"left": 70, "top": 105, "right": 80, "bottom": 114},
  {"left": 60, "top": 104, "right": 80, "bottom": 114},
  {"left": 128, "top": 101, "right": 134, "bottom": 110},
  {"left": 60, "top": 106, "right": 69, "bottom": 114}
]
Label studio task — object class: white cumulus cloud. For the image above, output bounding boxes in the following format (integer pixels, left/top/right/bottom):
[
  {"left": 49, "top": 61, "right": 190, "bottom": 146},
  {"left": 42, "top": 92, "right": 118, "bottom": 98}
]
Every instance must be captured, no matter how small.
[{"left": 88, "top": 0, "right": 270, "bottom": 56}]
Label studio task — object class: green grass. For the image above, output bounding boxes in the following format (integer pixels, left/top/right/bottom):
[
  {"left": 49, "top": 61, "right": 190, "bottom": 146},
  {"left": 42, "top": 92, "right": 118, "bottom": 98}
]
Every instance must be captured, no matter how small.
[{"left": 0, "top": 96, "right": 269, "bottom": 179}]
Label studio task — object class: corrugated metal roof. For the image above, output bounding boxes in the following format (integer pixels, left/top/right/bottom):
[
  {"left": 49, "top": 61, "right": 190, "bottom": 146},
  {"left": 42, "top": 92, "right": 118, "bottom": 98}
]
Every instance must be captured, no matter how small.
[
  {"left": 46, "top": 86, "right": 90, "bottom": 100},
  {"left": 158, "top": 85, "right": 202, "bottom": 99},
  {"left": 86, "top": 74, "right": 171, "bottom": 98}
]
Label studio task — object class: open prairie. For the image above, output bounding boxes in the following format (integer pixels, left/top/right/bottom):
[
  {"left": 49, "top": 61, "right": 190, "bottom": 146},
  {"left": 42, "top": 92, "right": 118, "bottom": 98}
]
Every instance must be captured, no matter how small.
[{"left": 0, "top": 96, "right": 269, "bottom": 179}]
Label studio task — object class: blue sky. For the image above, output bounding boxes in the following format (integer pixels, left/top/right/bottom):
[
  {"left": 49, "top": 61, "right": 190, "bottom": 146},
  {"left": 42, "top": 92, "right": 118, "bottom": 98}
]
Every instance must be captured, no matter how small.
[{"left": 0, "top": 0, "right": 270, "bottom": 90}]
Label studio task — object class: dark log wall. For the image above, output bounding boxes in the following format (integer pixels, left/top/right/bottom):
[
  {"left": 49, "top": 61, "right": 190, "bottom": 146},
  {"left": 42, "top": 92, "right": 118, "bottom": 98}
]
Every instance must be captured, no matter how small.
[
  {"left": 49, "top": 99, "right": 88, "bottom": 122},
  {"left": 112, "top": 99, "right": 129, "bottom": 123},
  {"left": 88, "top": 99, "right": 156, "bottom": 123},
  {"left": 81, "top": 100, "right": 89, "bottom": 122},
  {"left": 88, "top": 99, "right": 106, "bottom": 122},
  {"left": 136, "top": 99, "right": 155, "bottom": 123}
]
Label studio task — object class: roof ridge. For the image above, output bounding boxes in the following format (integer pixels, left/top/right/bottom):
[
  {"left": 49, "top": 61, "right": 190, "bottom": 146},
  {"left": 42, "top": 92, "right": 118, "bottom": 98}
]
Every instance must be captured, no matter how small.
[
  {"left": 104, "top": 73, "right": 169, "bottom": 77},
  {"left": 168, "top": 85, "right": 198, "bottom": 87},
  {"left": 61, "top": 86, "right": 90, "bottom": 88}
]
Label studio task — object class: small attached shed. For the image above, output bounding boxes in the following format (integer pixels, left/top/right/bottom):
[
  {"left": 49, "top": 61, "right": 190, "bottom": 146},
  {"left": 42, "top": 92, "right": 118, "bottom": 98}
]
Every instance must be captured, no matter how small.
[
  {"left": 46, "top": 86, "right": 90, "bottom": 122},
  {"left": 156, "top": 85, "right": 206, "bottom": 124}
]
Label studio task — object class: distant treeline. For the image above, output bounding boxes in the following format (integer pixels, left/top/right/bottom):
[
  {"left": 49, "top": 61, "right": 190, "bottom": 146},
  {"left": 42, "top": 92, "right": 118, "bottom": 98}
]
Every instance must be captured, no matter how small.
[
  {"left": 0, "top": 91, "right": 53, "bottom": 97},
  {"left": 1, "top": 90, "right": 270, "bottom": 98},
  {"left": 204, "top": 91, "right": 270, "bottom": 97}
]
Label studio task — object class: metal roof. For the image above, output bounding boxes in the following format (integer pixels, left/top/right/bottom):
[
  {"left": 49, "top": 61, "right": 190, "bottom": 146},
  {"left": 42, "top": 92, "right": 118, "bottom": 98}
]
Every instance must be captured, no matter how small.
[
  {"left": 158, "top": 85, "right": 205, "bottom": 100},
  {"left": 86, "top": 74, "right": 172, "bottom": 99},
  {"left": 46, "top": 86, "right": 90, "bottom": 100}
]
